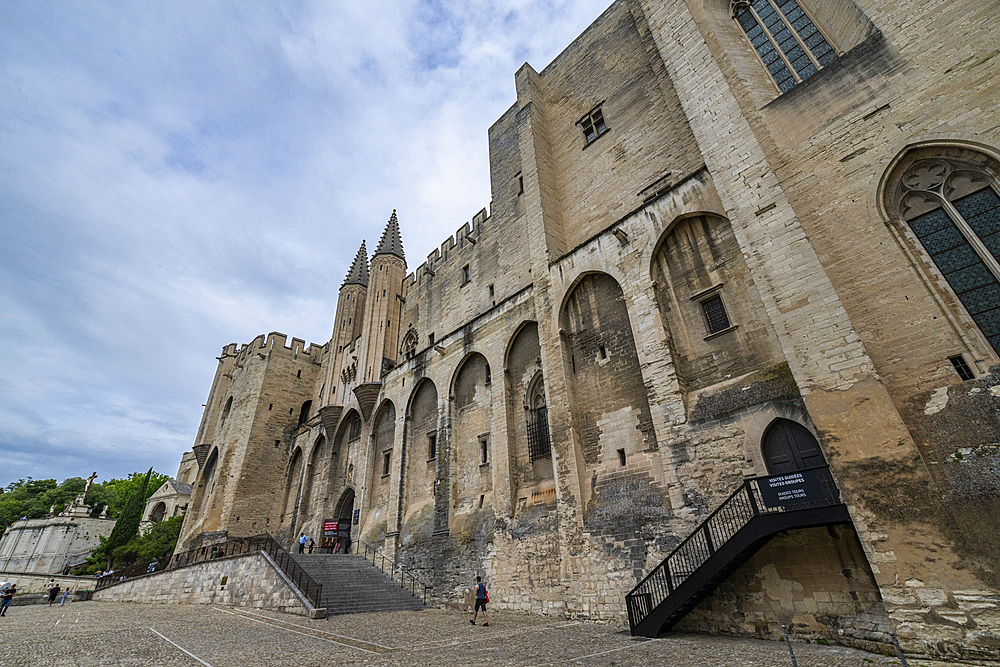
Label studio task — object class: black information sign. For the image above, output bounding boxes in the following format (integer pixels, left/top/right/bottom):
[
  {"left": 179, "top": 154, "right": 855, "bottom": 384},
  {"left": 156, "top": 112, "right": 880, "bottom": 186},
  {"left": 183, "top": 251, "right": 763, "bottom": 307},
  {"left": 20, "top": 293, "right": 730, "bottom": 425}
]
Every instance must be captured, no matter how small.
[
  {"left": 759, "top": 469, "right": 824, "bottom": 508},
  {"left": 353, "top": 508, "right": 360, "bottom": 525}
]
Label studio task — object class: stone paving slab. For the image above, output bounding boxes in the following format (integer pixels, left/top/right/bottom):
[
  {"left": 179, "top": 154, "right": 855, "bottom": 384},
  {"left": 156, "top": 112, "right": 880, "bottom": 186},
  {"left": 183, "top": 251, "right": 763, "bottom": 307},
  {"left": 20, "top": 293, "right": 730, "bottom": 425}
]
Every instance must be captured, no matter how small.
[{"left": 0, "top": 602, "right": 976, "bottom": 666}]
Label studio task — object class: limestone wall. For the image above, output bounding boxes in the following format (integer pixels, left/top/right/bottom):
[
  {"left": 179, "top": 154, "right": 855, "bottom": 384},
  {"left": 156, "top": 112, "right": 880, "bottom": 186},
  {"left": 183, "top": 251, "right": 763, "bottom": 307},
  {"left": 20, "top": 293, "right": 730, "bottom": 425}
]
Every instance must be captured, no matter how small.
[
  {"left": 171, "top": 0, "right": 1000, "bottom": 661},
  {"left": 0, "top": 572, "right": 96, "bottom": 595},
  {"left": 91, "top": 551, "right": 321, "bottom": 618},
  {"left": 0, "top": 516, "right": 115, "bottom": 574}
]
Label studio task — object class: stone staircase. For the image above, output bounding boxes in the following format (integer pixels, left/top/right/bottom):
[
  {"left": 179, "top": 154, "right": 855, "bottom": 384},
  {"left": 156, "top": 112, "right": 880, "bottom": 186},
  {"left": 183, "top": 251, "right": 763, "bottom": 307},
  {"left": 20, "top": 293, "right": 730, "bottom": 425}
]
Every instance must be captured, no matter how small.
[{"left": 291, "top": 553, "right": 425, "bottom": 615}]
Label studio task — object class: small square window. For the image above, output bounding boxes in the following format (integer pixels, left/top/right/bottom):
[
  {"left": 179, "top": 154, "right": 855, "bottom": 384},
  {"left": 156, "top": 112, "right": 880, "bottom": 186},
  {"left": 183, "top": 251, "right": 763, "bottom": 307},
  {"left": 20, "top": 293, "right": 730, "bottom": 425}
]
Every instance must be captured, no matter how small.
[
  {"left": 949, "top": 355, "right": 975, "bottom": 381},
  {"left": 382, "top": 450, "right": 392, "bottom": 477},
  {"left": 580, "top": 107, "right": 608, "bottom": 145},
  {"left": 462, "top": 264, "right": 471, "bottom": 285},
  {"left": 701, "top": 294, "right": 731, "bottom": 334},
  {"left": 428, "top": 432, "right": 437, "bottom": 460}
]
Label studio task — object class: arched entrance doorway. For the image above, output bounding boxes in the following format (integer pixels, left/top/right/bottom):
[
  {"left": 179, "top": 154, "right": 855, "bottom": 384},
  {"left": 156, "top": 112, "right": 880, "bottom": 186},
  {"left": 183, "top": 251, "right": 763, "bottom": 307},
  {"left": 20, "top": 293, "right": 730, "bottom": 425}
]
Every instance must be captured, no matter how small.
[
  {"left": 762, "top": 419, "right": 826, "bottom": 473},
  {"left": 332, "top": 488, "right": 355, "bottom": 553}
]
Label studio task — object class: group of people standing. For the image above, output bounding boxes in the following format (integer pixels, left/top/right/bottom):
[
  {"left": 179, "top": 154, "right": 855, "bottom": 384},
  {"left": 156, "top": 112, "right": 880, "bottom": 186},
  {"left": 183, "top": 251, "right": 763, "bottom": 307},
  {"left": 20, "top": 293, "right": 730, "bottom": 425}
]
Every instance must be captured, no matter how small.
[
  {"left": 297, "top": 532, "right": 351, "bottom": 555},
  {"left": 0, "top": 578, "right": 71, "bottom": 616}
]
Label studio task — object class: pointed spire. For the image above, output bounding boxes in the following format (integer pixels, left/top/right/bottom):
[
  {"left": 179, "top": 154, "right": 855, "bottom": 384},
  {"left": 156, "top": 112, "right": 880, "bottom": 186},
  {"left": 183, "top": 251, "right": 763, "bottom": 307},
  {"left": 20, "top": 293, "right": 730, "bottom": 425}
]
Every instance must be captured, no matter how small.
[
  {"left": 342, "top": 241, "right": 369, "bottom": 288},
  {"left": 374, "top": 210, "right": 405, "bottom": 261}
]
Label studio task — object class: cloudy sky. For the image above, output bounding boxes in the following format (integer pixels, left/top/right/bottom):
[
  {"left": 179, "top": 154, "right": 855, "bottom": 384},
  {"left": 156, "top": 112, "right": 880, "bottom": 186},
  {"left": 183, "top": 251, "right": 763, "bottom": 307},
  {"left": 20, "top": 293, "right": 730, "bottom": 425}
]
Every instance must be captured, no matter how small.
[{"left": 1, "top": 0, "right": 611, "bottom": 487}]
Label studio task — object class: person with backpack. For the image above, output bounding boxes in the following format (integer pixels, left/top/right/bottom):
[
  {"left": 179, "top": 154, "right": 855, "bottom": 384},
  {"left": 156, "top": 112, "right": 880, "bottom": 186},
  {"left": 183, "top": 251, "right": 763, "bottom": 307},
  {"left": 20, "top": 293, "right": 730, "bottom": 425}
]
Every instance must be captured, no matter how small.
[
  {"left": 1, "top": 583, "right": 16, "bottom": 616},
  {"left": 470, "top": 575, "right": 489, "bottom": 626}
]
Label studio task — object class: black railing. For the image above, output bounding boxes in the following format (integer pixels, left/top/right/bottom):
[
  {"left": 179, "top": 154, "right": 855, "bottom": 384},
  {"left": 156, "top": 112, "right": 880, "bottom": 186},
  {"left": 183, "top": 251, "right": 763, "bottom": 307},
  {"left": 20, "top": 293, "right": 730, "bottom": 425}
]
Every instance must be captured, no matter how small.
[
  {"left": 94, "top": 533, "right": 322, "bottom": 609},
  {"left": 356, "top": 540, "right": 430, "bottom": 604},
  {"left": 626, "top": 465, "right": 843, "bottom": 634}
]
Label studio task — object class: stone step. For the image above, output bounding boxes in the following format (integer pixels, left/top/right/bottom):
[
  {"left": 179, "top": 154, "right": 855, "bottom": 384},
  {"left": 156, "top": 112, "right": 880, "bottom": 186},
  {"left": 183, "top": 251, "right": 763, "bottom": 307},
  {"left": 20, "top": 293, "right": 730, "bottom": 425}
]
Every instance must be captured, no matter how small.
[{"left": 289, "top": 553, "right": 425, "bottom": 615}]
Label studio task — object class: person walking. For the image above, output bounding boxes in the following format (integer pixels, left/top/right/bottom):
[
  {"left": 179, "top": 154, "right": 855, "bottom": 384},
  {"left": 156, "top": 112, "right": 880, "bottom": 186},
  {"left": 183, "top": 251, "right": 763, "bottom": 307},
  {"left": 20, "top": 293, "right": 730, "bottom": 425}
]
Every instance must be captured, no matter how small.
[
  {"left": 60, "top": 589, "right": 71, "bottom": 605},
  {"left": 47, "top": 582, "right": 60, "bottom": 606},
  {"left": 298, "top": 533, "right": 308, "bottom": 554},
  {"left": 0, "top": 584, "right": 16, "bottom": 616},
  {"left": 470, "top": 576, "right": 489, "bottom": 626}
]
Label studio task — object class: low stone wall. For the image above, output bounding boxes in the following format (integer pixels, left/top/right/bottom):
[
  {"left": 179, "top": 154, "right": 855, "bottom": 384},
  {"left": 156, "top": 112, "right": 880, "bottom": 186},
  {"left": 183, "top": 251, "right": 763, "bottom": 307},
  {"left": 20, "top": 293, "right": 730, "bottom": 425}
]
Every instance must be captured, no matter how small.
[
  {"left": 91, "top": 551, "right": 325, "bottom": 618},
  {"left": 0, "top": 572, "right": 95, "bottom": 595}
]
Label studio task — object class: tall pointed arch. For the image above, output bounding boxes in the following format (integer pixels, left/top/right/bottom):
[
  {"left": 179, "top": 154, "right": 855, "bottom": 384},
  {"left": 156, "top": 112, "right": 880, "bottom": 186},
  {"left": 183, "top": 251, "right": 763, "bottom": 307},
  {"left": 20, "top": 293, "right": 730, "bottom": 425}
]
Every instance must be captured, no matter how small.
[{"left": 882, "top": 145, "right": 1000, "bottom": 357}]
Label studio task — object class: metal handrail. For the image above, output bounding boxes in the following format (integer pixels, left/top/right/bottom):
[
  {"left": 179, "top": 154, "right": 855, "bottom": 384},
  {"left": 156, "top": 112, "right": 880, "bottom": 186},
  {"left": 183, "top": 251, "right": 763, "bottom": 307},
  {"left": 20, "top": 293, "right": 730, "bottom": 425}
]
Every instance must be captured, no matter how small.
[
  {"left": 94, "top": 533, "right": 323, "bottom": 609},
  {"left": 625, "top": 465, "right": 842, "bottom": 633},
  {"left": 354, "top": 539, "right": 431, "bottom": 604}
]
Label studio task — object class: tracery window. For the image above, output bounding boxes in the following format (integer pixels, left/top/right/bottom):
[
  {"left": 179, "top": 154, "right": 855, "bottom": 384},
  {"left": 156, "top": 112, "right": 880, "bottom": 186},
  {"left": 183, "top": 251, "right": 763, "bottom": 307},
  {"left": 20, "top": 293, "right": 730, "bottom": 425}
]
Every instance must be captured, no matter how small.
[
  {"left": 526, "top": 373, "right": 551, "bottom": 461},
  {"left": 732, "top": 0, "right": 837, "bottom": 92},
  {"left": 895, "top": 157, "right": 1000, "bottom": 355}
]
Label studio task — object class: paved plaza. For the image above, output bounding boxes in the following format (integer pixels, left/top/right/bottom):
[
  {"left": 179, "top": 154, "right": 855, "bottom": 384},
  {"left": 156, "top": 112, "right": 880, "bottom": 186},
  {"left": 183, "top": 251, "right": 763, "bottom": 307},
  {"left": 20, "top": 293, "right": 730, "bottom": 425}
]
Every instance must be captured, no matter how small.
[{"left": 0, "top": 602, "right": 956, "bottom": 666}]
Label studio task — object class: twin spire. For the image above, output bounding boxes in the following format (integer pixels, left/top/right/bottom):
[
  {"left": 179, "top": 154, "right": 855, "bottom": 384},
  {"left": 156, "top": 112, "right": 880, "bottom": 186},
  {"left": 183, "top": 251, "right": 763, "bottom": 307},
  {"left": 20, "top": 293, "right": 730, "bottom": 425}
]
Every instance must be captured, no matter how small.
[
  {"left": 341, "top": 211, "right": 406, "bottom": 289},
  {"left": 342, "top": 241, "right": 369, "bottom": 287},
  {"left": 375, "top": 210, "right": 405, "bottom": 261}
]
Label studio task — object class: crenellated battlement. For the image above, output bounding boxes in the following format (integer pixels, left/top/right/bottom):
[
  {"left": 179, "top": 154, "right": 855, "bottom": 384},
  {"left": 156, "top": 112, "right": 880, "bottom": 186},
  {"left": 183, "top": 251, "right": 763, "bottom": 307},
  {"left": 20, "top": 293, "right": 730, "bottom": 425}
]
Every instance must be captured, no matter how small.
[
  {"left": 230, "top": 331, "right": 322, "bottom": 364},
  {"left": 404, "top": 206, "right": 490, "bottom": 288}
]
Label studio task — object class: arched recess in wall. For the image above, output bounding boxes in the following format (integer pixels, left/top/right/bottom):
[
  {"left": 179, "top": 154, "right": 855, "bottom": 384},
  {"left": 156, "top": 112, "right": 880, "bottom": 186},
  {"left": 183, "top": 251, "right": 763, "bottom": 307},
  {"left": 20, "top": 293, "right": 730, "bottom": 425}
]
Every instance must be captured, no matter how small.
[
  {"left": 504, "top": 321, "right": 549, "bottom": 494},
  {"left": 150, "top": 502, "right": 166, "bottom": 523},
  {"left": 560, "top": 272, "right": 656, "bottom": 469},
  {"left": 405, "top": 378, "right": 438, "bottom": 518},
  {"left": 198, "top": 447, "right": 220, "bottom": 517},
  {"left": 365, "top": 399, "right": 396, "bottom": 542},
  {"left": 325, "top": 410, "right": 360, "bottom": 514},
  {"left": 298, "top": 400, "right": 313, "bottom": 426},
  {"left": 219, "top": 396, "right": 233, "bottom": 428},
  {"left": 650, "top": 213, "right": 784, "bottom": 396},
  {"left": 282, "top": 446, "right": 304, "bottom": 527},
  {"left": 450, "top": 352, "right": 493, "bottom": 511},
  {"left": 881, "top": 144, "right": 1000, "bottom": 360},
  {"left": 298, "top": 436, "right": 325, "bottom": 530}
]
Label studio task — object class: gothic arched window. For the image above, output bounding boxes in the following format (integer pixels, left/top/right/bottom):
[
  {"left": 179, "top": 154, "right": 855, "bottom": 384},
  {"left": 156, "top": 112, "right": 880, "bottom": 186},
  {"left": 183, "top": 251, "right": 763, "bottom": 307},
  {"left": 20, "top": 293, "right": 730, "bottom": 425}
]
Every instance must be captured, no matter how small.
[
  {"left": 525, "top": 373, "right": 551, "bottom": 461},
  {"left": 894, "top": 156, "right": 1000, "bottom": 355},
  {"left": 732, "top": 0, "right": 837, "bottom": 92}
]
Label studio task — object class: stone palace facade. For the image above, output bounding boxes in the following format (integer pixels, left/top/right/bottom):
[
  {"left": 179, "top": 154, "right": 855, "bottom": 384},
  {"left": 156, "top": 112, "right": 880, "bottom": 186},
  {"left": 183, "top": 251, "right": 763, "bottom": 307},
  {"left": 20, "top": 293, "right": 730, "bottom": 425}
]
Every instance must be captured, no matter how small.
[{"left": 173, "top": 0, "right": 1000, "bottom": 661}]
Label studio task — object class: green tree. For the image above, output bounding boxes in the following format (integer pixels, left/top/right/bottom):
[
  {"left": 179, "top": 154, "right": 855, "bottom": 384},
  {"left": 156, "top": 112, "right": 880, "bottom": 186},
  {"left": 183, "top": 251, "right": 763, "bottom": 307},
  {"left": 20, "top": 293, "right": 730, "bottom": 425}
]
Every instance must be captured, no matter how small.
[
  {"left": 108, "top": 515, "right": 185, "bottom": 568},
  {"left": 0, "top": 478, "right": 86, "bottom": 530},
  {"left": 98, "top": 471, "right": 170, "bottom": 518},
  {"left": 99, "top": 468, "right": 153, "bottom": 569}
]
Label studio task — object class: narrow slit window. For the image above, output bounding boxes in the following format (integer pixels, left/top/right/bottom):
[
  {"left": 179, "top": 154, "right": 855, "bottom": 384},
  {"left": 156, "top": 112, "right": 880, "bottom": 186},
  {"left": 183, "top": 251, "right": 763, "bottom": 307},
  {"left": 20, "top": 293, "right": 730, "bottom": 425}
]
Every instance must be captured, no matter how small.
[
  {"left": 617, "top": 449, "right": 627, "bottom": 466},
  {"left": 382, "top": 450, "right": 392, "bottom": 476},
  {"left": 428, "top": 433, "right": 437, "bottom": 460},
  {"left": 479, "top": 434, "right": 489, "bottom": 464}
]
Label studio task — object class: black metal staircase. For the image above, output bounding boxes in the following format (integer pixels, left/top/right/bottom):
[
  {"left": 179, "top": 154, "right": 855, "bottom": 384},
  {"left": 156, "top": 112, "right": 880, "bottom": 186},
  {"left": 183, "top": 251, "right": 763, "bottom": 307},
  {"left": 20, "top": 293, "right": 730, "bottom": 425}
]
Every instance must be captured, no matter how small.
[{"left": 626, "top": 465, "right": 850, "bottom": 637}]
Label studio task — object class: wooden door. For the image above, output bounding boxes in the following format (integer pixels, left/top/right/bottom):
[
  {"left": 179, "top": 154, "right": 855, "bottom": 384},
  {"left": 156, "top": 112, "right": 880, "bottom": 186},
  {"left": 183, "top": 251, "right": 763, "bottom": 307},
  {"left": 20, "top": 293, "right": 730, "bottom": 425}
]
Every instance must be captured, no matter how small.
[{"left": 762, "top": 419, "right": 826, "bottom": 473}]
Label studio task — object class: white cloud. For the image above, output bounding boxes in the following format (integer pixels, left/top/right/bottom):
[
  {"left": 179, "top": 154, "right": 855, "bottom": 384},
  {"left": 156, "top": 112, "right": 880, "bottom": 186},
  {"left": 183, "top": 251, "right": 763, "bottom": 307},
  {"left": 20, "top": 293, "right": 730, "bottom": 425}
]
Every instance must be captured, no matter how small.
[{"left": 0, "top": 0, "right": 609, "bottom": 485}]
